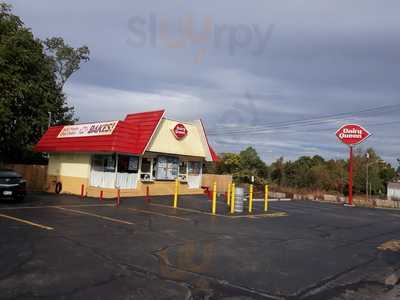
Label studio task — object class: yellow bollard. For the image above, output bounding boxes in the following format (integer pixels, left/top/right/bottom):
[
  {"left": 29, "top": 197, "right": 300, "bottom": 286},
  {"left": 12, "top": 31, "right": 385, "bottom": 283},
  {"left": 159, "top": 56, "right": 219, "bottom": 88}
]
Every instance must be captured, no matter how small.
[
  {"left": 230, "top": 183, "right": 235, "bottom": 214},
  {"left": 212, "top": 182, "right": 217, "bottom": 215},
  {"left": 227, "top": 183, "right": 231, "bottom": 206},
  {"left": 173, "top": 179, "right": 179, "bottom": 208},
  {"left": 249, "top": 184, "right": 253, "bottom": 213},
  {"left": 264, "top": 184, "right": 269, "bottom": 212}
]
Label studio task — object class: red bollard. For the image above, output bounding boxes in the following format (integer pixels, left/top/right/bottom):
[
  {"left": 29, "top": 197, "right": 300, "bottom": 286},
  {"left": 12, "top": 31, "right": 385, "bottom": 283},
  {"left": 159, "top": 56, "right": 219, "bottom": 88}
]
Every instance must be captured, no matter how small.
[
  {"left": 145, "top": 186, "right": 150, "bottom": 204},
  {"left": 100, "top": 190, "right": 103, "bottom": 201},
  {"left": 80, "top": 184, "right": 85, "bottom": 200},
  {"left": 116, "top": 189, "right": 120, "bottom": 207}
]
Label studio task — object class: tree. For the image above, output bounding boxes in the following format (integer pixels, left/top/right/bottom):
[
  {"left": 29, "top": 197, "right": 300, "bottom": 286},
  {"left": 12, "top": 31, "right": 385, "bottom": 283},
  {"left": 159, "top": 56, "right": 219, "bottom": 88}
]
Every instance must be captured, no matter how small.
[
  {"left": 397, "top": 159, "right": 400, "bottom": 175},
  {"left": 215, "top": 153, "right": 241, "bottom": 175},
  {"left": 238, "top": 147, "right": 268, "bottom": 183},
  {"left": 0, "top": 3, "right": 88, "bottom": 163},
  {"left": 270, "top": 157, "right": 285, "bottom": 186},
  {"left": 43, "top": 37, "right": 89, "bottom": 88}
]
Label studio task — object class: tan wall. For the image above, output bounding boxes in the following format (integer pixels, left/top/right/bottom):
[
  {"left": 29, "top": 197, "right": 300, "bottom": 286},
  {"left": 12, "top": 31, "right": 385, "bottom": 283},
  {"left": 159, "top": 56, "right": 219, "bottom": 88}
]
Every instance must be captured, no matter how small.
[
  {"left": 146, "top": 119, "right": 207, "bottom": 158},
  {"left": 86, "top": 181, "right": 204, "bottom": 198},
  {"left": 2, "top": 164, "right": 47, "bottom": 192},
  {"left": 47, "top": 174, "right": 89, "bottom": 195},
  {"left": 45, "top": 173, "right": 203, "bottom": 198},
  {"left": 201, "top": 174, "right": 233, "bottom": 193},
  {"left": 48, "top": 153, "right": 91, "bottom": 178}
]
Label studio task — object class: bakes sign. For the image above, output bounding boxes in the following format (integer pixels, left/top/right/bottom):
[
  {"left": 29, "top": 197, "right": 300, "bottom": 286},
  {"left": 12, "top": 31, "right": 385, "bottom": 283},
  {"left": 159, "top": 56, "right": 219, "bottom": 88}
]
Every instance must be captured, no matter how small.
[{"left": 57, "top": 121, "right": 118, "bottom": 138}]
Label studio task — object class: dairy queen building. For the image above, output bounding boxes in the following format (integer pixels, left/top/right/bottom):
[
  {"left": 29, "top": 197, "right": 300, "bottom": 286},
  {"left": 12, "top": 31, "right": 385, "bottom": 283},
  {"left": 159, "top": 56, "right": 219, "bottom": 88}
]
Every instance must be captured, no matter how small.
[{"left": 34, "top": 110, "right": 218, "bottom": 198}]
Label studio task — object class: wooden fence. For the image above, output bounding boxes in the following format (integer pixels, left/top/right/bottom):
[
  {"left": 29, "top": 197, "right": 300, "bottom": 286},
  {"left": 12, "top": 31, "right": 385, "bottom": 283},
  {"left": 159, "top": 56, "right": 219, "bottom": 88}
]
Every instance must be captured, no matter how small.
[
  {"left": 201, "top": 174, "right": 232, "bottom": 193},
  {"left": 1, "top": 164, "right": 48, "bottom": 192}
]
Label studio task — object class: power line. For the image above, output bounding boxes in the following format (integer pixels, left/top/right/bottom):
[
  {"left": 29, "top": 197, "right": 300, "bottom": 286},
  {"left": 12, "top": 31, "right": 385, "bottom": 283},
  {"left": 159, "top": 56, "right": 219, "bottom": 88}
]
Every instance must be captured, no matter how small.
[
  {"left": 208, "top": 104, "right": 400, "bottom": 135},
  {"left": 215, "top": 120, "right": 400, "bottom": 136},
  {"left": 207, "top": 104, "right": 400, "bottom": 136}
]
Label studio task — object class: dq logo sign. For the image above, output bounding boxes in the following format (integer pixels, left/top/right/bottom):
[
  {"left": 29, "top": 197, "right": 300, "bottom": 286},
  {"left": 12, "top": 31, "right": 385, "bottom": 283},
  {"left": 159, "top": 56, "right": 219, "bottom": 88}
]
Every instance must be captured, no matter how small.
[
  {"left": 172, "top": 123, "right": 188, "bottom": 140},
  {"left": 336, "top": 124, "right": 371, "bottom": 146}
]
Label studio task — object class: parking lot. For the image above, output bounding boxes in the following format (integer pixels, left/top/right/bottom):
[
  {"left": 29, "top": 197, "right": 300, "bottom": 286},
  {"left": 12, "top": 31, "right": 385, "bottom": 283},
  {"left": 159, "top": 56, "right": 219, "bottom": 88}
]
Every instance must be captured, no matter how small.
[{"left": 1, "top": 193, "right": 400, "bottom": 299}]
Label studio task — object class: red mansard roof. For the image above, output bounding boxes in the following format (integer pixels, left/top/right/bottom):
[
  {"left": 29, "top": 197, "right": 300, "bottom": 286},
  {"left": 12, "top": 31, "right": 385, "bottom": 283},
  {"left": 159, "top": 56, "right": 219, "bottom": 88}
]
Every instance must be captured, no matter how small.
[
  {"left": 35, "top": 109, "right": 218, "bottom": 161},
  {"left": 208, "top": 145, "right": 219, "bottom": 162},
  {"left": 34, "top": 110, "right": 165, "bottom": 155}
]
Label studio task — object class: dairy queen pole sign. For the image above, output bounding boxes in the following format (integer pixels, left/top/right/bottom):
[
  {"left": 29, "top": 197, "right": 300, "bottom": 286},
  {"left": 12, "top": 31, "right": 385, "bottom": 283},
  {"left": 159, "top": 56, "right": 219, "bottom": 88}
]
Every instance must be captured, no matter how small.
[{"left": 336, "top": 124, "right": 371, "bottom": 206}]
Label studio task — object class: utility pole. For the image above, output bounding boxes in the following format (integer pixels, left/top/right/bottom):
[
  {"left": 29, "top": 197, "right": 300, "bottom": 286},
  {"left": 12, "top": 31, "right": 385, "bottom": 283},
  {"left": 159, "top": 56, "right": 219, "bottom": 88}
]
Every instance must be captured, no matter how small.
[{"left": 48, "top": 111, "right": 52, "bottom": 128}]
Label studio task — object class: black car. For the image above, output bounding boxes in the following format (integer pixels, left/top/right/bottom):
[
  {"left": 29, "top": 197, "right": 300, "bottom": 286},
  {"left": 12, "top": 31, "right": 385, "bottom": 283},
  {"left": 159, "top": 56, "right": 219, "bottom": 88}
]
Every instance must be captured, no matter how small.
[{"left": 0, "top": 169, "right": 26, "bottom": 202}]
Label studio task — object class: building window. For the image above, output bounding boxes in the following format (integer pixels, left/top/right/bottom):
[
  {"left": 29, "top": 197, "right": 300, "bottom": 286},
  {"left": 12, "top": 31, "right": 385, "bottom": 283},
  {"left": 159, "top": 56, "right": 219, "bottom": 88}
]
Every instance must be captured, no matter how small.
[
  {"left": 179, "top": 161, "right": 187, "bottom": 175},
  {"left": 90, "top": 154, "right": 139, "bottom": 189},
  {"left": 155, "top": 156, "right": 179, "bottom": 180},
  {"left": 117, "top": 155, "right": 138, "bottom": 174},
  {"left": 188, "top": 161, "right": 201, "bottom": 175},
  {"left": 141, "top": 158, "right": 152, "bottom": 173},
  {"left": 140, "top": 157, "right": 153, "bottom": 181},
  {"left": 92, "top": 154, "right": 116, "bottom": 172}
]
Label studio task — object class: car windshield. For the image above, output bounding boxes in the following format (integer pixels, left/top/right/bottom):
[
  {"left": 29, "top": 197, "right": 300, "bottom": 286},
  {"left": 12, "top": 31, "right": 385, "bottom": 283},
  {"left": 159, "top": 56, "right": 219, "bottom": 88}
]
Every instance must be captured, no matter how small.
[{"left": 0, "top": 170, "right": 21, "bottom": 178}]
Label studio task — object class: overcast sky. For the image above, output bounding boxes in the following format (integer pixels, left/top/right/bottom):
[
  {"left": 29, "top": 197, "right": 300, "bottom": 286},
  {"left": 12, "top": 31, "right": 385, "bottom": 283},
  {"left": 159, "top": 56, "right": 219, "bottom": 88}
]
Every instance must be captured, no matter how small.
[{"left": 9, "top": 0, "right": 400, "bottom": 165}]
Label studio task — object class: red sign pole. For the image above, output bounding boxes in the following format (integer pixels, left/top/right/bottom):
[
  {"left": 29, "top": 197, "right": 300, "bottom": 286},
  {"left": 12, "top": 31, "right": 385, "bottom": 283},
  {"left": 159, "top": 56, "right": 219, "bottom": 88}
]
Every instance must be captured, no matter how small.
[
  {"left": 336, "top": 124, "right": 371, "bottom": 207},
  {"left": 348, "top": 146, "right": 353, "bottom": 206}
]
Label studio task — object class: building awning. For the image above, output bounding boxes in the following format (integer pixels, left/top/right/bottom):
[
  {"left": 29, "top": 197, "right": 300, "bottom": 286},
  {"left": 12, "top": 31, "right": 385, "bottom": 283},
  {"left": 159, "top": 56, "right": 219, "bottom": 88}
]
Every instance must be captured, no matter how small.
[{"left": 34, "top": 109, "right": 218, "bottom": 162}]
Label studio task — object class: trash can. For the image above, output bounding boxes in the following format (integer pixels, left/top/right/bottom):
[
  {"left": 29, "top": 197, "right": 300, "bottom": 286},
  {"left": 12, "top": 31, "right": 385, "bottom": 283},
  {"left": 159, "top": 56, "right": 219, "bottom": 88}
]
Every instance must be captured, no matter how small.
[{"left": 234, "top": 187, "right": 244, "bottom": 213}]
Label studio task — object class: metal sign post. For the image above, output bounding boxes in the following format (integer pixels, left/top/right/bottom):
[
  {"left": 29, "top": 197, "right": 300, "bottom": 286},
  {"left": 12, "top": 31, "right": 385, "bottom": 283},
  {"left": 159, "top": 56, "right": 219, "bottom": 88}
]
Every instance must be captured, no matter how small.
[
  {"left": 348, "top": 145, "right": 353, "bottom": 206},
  {"left": 336, "top": 124, "right": 371, "bottom": 207}
]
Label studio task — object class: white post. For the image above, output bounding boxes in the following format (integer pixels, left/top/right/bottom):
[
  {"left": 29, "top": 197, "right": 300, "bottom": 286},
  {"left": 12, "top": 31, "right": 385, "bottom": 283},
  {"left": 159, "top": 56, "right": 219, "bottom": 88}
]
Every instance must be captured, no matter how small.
[{"left": 150, "top": 158, "right": 154, "bottom": 180}]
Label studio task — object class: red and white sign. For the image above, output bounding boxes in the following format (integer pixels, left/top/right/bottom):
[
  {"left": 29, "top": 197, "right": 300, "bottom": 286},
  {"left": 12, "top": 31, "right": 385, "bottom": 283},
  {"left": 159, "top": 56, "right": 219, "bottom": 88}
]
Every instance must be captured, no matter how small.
[
  {"left": 57, "top": 121, "right": 118, "bottom": 138},
  {"left": 172, "top": 123, "right": 188, "bottom": 140},
  {"left": 336, "top": 124, "right": 371, "bottom": 146}
]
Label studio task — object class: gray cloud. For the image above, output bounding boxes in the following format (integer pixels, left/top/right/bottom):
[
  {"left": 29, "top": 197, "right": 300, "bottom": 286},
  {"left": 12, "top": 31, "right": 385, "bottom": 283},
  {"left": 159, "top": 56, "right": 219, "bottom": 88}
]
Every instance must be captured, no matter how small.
[{"left": 8, "top": 0, "right": 400, "bottom": 165}]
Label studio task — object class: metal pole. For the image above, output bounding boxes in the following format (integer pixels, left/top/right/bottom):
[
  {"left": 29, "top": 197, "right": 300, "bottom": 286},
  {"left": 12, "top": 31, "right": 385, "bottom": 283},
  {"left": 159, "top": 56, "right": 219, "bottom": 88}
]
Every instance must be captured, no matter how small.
[
  {"left": 48, "top": 111, "right": 52, "bottom": 128},
  {"left": 116, "top": 188, "right": 120, "bottom": 207},
  {"left": 173, "top": 179, "right": 179, "bottom": 208},
  {"left": 212, "top": 182, "right": 217, "bottom": 215},
  {"left": 264, "top": 184, "right": 269, "bottom": 212},
  {"left": 248, "top": 184, "right": 253, "bottom": 213},
  {"left": 230, "top": 183, "right": 235, "bottom": 214},
  {"left": 80, "top": 184, "right": 85, "bottom": 200},
  {"left": 227, "top": 183, "right": 231, "bottom": 206},
  {"left": 366, "top": 161, "right": 369, "bottom": 201},
  {"left": 348, "top": 146, "right": 353, "bottom": 206}
]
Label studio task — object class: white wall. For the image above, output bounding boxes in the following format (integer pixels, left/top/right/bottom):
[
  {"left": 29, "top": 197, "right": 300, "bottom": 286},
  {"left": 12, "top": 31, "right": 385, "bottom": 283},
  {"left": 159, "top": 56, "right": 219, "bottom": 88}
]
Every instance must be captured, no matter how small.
[
  {"left": 388, "top": 187, "right": 400, "bottom": 200},
  {"left": 48, "top": 153, "right": 91, "bottom": 179}
]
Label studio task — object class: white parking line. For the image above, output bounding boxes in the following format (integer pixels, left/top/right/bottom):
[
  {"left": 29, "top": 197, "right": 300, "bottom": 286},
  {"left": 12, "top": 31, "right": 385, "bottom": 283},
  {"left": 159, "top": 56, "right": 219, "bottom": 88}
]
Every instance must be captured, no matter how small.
[
  {"left": 0, "top": 213, "right": 54, "bottom": 230},
  {"left": 125, "top": 207, "right": 190, "bottom": 221},
  {"left": 53, "top": 206, "right": 136, "bottom": 225}
]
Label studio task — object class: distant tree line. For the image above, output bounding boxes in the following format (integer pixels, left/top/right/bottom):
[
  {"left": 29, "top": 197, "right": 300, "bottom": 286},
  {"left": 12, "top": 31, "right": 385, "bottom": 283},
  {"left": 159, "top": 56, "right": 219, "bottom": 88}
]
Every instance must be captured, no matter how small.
[{"left": 213, "top": 147, "right": 398, "bottom": 196}]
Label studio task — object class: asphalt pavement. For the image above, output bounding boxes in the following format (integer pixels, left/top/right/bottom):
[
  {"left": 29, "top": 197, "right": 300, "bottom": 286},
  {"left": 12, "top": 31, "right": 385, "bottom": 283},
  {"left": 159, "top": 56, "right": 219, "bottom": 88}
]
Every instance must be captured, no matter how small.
[{"left": 0, "top": 193, "right": 400, "bottom": 299}]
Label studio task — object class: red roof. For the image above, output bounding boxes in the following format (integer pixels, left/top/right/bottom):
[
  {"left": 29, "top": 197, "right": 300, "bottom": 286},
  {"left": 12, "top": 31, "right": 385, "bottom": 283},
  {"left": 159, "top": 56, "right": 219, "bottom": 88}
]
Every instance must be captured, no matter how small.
[
  {"left": 199, "top": 119, "right": 219, "bottom": 162},
  {"left": 34, "top": 110, "right": 165, "bottom": 155},
  {"left": 208, "top": 145, "right": 219, "bottom": 162}
]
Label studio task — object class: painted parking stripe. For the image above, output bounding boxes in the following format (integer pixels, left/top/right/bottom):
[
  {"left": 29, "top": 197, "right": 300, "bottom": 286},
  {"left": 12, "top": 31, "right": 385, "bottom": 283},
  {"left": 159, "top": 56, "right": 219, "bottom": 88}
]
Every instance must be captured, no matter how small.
[
  {"left": 53, "top": 207, "right": 136, "bottom": 225},
  {"left": 149, "top": 203, "right": 220, "bottom": 216},
  {"left": 0, "top": 204, "right": 115, "bottom": 210},
  {"left": 125, "top": 207, "right": 190, "bottom": 221},
  {"left": 0, "top": 213, "right": 54, "bottom": 230},
  {"left": 149, "top": 203, "right": 286, "bottom": 219}
]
